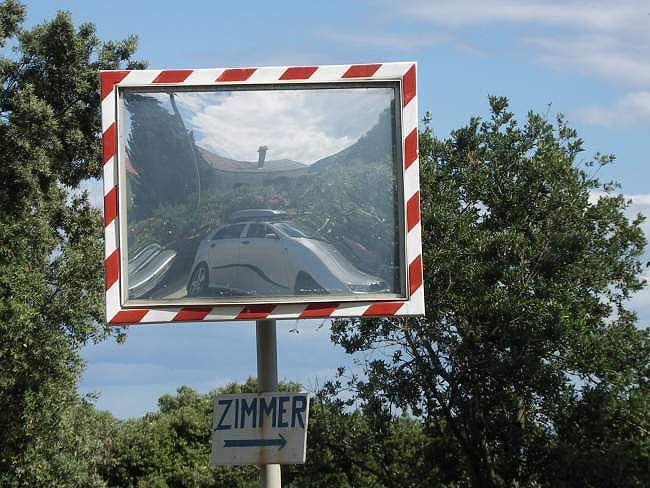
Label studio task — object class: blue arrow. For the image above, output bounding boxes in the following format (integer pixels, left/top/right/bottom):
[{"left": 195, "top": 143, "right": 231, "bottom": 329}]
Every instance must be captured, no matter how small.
[{"left": 224, "top": 433, "right": 287, "bottom": 450}]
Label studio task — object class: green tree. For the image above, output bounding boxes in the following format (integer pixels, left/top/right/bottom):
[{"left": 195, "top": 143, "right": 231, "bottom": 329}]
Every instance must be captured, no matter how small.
[
  {"left": 331, "top": 97, "right": 650, "bottom": 487},
  {"left": 102, "top": 378, "right": 434, "bottom": 488},
  {"left": 104, "top": 379, "right": 297, "bottom": 488},
  {"left": 287, "top": 389, "right": 443, "bottom": 488},
  {"left": 0, "top": 1, "right": 143, "bottom": 485}
]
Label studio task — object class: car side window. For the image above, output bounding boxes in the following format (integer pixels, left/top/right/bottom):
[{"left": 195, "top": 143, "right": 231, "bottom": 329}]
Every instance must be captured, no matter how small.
[
  {"left": 212, "top": 224, "right": 245, "bottom": 240},
  {"left": 264, "top": 224, "right": 279, "bottom": 239},
  {"left": 246, "top": 223, "right": 266, "bottom": 238}
]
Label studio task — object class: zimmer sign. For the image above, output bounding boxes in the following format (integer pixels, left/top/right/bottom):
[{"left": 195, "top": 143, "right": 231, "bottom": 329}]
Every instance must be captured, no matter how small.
[
  {"left": 211, "top": 392, "right": 310, "bottom": 465},
  {"left": 99, "top": 62, "right": 424, "bottom": 324}
]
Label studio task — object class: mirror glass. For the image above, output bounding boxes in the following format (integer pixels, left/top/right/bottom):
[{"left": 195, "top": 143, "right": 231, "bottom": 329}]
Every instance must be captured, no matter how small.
[{"left": 120, "top": 84, "right": 404, "bottom": 302}]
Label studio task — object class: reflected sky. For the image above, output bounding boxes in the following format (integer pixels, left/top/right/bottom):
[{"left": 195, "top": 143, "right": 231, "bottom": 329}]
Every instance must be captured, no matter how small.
[{"left": 141, "top": 87, "right": 394, "bottom": 163}]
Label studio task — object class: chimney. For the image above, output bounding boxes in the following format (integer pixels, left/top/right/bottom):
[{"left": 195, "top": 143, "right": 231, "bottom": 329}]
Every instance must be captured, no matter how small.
[{"left": 257, "top": 145, "right": 268, "bottom": 169}]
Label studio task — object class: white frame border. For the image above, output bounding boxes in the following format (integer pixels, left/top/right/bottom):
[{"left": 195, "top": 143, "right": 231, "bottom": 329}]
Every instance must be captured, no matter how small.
[{"left": 100, "top": 62, "right": 423, "bottom": 325}]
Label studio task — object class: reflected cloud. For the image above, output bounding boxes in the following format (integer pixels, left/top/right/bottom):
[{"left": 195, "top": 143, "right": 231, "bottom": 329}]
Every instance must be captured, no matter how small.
[{"left": 174, "top": 88, "right": 393, "bottom": 163}]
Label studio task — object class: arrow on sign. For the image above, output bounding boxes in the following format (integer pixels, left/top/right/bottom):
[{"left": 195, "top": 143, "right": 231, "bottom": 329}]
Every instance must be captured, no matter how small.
[{"left": 224, "top": 433, "right": 287, "bottom": 450}]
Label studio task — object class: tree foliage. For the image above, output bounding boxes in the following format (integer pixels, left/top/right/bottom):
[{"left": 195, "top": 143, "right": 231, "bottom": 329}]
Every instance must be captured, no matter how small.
[
  {"left": 100, "top": 379, "right": 434, "bottom": 488},
  {"left": 0, "top": 1, "right": 143, "bottom": 485},
  {"left": 331, "top": 97, "right": 650, "bottom": 487},
  {"left": 2, "top": 1, "right": 648, "bottom": 485},
  {"left": 102, "top": 380, "right": 272, "bottom": 488}
]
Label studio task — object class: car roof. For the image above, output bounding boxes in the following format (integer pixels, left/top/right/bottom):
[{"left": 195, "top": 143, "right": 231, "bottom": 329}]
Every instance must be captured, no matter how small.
[{"left": 227, "top": 209, "right": 289, "bottom": 223}]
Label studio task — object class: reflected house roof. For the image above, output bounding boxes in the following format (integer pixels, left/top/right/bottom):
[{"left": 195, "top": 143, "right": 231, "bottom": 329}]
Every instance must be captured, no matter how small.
[{"left": 197, "top": 146, "right": 308, "bottom": 173}]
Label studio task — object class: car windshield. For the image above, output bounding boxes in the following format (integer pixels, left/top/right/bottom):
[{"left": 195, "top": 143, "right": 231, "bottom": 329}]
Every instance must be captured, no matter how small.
[{"left": 272, "top": 222, "right": 312, "bottom": 238}]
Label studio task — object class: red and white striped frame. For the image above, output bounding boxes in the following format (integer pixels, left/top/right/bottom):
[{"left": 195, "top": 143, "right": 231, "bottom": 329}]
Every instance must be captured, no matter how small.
[{"left": 100, "top": 62, "right": 424, "bottom": 325}]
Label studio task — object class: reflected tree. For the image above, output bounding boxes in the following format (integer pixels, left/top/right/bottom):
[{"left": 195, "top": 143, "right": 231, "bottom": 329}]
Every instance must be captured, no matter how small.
[{"left": 124, "top": 93, "right": 201, "bottom": 222}]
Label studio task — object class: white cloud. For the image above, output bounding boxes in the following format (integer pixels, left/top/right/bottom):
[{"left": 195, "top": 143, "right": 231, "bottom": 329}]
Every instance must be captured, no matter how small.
[
  {"left": 319, "top": 29, "right": 453, "bottom": 50},
  {"left": 629, "top": 275, "right": 650, "bottom": 303},
  {"left": 627, "top": 194, "right": 650, "bottom": 207},
  {"left": 625, "top": 194, "right": 650, "bottom": 246},
  {"left": 574, "top": 91, "right": 650, "bottom": 127},
  {"left": 386, "top": 0, "right": 650, "bottom": 92},
  {"left": 318, "top": 28, "right": 485, "bottom": 56},
  {"left": 527, "top": 35, "right": 650, "bottom": 87},
  {"left": 590, "top": 192, "right": 650, "bottom": 322},
  {"left": 173, "top": 88, "right": 393, "bottom": 164},
  {"left": 394, "top": 0, "right": 649, "bottom": 33}
]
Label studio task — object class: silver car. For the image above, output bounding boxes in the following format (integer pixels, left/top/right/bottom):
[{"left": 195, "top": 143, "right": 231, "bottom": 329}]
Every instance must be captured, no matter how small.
[
  {"left": 186, "top": 214, "right": 387, "bottom": 297},
  {"left": 128, "top": 243, "right": 176, "bottom": 299}
]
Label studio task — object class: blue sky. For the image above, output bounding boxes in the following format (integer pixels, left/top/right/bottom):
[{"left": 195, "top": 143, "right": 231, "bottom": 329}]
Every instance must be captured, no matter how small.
[{"left": 24, "top": 0, "right": 650, "bottom": 418}]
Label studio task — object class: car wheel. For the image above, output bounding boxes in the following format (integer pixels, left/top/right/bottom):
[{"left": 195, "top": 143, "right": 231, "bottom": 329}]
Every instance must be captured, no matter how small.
[
  {"left": 294, "top": 272, "right": 326, "bottom": 295},
  {"left": 187, "top": 263, "right": 209, "bottom": 297}
]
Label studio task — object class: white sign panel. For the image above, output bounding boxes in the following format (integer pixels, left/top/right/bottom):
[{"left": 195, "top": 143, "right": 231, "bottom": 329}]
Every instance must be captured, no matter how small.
[{"left": 211, "top": 392, "right": 310, "bottom": 465}]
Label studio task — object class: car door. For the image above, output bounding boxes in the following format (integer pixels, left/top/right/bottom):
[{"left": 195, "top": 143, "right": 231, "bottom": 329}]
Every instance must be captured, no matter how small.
[
  {"left": 236, "top": 222, "right": 290, "bottom": 295},
  {"left": 208, "top": 223, "right": 245, "bottom": 292}
]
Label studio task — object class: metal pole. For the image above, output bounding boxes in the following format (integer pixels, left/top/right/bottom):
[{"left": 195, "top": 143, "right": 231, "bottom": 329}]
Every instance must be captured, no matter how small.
[{"left": 256, "top": 319, "right": 281, "bottom": 488}]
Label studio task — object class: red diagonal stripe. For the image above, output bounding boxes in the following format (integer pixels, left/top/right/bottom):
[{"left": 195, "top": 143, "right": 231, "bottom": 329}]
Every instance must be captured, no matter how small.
[
  {"left": 409, "top": 255, "right": 423, "bottom": 295},
  {"left": 174, "top": 307, "right": 212, "bottom": 321},
  {"left": 217, "top": 68, "right": 257, "bottom": 82},
  {"left": 300, "top": 302, "right": 339, "bottom": 318},
  {"left": 152, "top": 69, "right": 193, "bottom": 83},
  {"left": 100, "top": 71, "right": 129, "bottom": 100},
  {"left": 279, "top": 66, "right": 318, "bottom": 80},
  {"left": 342, "top": 64, "right": 382, "bottom": 78},
  {"left": 236, "top": 304, "right": 276, "bottom": 320},
  {"left": 363, "top": 302, "right": 404, "bottom": 316},
  {"left": 105, "top": 249, "right": 120, "bottom": 290},
  {"left": 102, "top": 123, "right": 116, "bottom": 165},
  {"left": 404, "top": 128, "right": 418, "bottom": 170},
  {"left": 402, "top": 64, "right": 416, "bottom": 107},
  {"left": 104, "top": 186, "right": 118, "bottom": 227},
  {"left": 406, "top": 190, "right": 420, "bottom": 231},
  {"left": 110, "top": 309, "right": 148, "bottom": 325}
]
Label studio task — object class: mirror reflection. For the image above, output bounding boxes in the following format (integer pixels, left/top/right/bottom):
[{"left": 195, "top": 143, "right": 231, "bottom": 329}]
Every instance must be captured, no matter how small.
[{"left": 121, "top": 85, "right": 403, "bottom": 302}]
